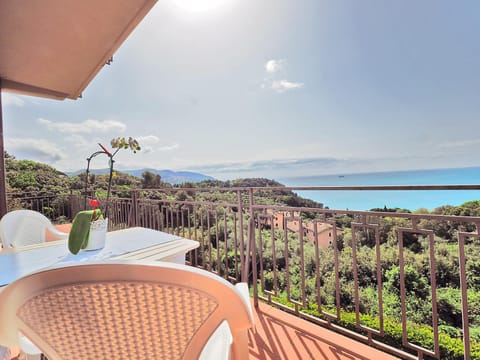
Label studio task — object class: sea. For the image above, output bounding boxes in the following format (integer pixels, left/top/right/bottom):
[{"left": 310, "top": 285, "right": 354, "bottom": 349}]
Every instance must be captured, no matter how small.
[{"left": 277, "top": 167, "right": 480, "bottom": 211}]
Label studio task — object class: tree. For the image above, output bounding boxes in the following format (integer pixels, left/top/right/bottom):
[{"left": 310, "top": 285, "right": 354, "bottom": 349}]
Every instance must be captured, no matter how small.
[
  {"left": 6, "top": 158, "right": 70, "bottom": 193},
  {"left": 385, "top": 265, "right": 429, "bottom": 298},
  {"left": 141, "top": 171, "right": 161, "bottom": 188},
  {"left": 175, "top": 190, "right": 188, "bottom": 202}
]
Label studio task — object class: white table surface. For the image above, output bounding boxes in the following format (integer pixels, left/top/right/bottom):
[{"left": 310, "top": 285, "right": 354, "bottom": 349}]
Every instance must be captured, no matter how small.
[{"left": 0, "top": 227, "right": 199, "bottom": 287}]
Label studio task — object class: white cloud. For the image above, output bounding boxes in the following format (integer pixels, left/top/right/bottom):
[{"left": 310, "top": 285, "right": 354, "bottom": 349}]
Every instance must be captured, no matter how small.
[
  {"left": 37, "top": 118, "right": 127, "bottom": 134},
  {"left": 263, "top": 59, "right": 304, "bottom": 93},
  {"left": 2, "top": 93, "right": 25, "bottom": 107},
  {"left": 6, "top": 138, "right": 65, "bottom": 163},
  {"left": 265, "top": 59, "right": 285, "bottom": 74},
  {"left": 142, "top": 146, "right": 154, "bottom": 154},
  {"left": 137, "top": 135, "right": 160, "bottom": 145},
  {"left": 271, "top": 80, "right": 304, "bottom": 93},
  {"left": 133, "top": 136, "right": 176, "bottom": 153},
  {"left": 188, "top": 157, "right": 341, "bottom": 174},
  {"left": 64, "top": 134, "right": 93, "bottom": 151},
  {"left": 440, "top": 138, "right": 480, "bottom": 148},
  {"left": 158, "top": 143, "right": 179, "bottom": 151}
]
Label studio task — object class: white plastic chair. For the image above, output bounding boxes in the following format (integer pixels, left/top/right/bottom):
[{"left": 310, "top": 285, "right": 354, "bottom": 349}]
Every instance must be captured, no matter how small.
[
  {"left": 0, "top": 260, "right": 254, "bottom": 360},
  {"left": 0, "top": 210, "right": 68, "bottom": 249},
  {"left": 0, "top": 210, "right": 68, "bottom": 359}
]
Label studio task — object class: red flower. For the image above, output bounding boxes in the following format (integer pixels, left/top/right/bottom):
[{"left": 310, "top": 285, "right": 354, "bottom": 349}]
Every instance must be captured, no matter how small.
[
  {"left": 89, "top": 199, "right": 99, "bottom": 209},
  {"left": 89, "top": 199, "right": 100, "bottom": 220}
]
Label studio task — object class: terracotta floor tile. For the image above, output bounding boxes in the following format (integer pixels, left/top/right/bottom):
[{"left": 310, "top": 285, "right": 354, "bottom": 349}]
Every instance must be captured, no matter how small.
[{"left": 249, "top": 301, "right": 400, "bottom": 360}]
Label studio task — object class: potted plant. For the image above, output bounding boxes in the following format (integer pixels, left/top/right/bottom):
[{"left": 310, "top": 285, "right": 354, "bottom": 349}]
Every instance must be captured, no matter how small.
[{"left": 68, "top": 137, "right": 140, "bottom": 254}]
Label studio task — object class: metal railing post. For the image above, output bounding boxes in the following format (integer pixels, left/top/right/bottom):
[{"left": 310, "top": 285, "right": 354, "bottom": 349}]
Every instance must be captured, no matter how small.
[
  {"left": 243, "top": 188, "right": 258, "bottom": 306},
  {"left": 68, "top": 190, "right": 74, "bottom": 221},
  {"left": 130, "top": 190, "right": 139, "bottom": 227},
  {"left": 0, "top": 84, "right": 8, "bottom": 217},
  {"left": 237, "top": 190, "right": 245, "bottom": 281}
]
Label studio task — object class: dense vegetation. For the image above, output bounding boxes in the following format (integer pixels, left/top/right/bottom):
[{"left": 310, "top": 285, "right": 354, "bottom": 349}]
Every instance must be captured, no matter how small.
[{"left": 5, "top": 152, "right": 70, "bottom": 194}]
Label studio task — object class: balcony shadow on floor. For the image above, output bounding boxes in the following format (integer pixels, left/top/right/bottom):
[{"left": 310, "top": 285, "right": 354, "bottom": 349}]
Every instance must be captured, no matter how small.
[{"left": 248, "top": 301, "right": 400, "bottom": 360}]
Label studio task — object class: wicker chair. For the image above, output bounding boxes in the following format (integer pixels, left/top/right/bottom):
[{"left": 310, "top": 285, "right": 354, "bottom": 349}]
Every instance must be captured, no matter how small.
[
  {"left": 0, "top": 210, "right": 68, "bottom": 249},
  {"left": 0, "top": 260, "right": 253, "bottom": 360}
]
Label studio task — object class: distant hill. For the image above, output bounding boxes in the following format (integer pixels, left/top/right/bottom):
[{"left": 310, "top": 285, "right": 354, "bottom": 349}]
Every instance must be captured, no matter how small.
[
  {"left": 127, "top": 169, "right": 215, "bottom": 184},
  {"left": 66, "top": 168, "right": 215, "bottom": 185}
]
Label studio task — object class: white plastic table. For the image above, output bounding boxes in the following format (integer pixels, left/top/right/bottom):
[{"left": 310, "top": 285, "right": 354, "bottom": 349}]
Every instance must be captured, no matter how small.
[{"left": 0, "top": 227, "right": 199, "bottom": 288}]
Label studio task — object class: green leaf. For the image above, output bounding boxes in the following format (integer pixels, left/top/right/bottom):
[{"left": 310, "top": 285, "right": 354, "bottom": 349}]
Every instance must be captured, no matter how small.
[{"left": 68, "top": 210, "right": 95, "bottom": 254}]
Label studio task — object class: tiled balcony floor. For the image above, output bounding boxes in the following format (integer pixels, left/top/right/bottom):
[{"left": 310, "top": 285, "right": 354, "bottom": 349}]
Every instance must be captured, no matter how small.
[{"left": 249, "top": 301, "right": 400, "bottom": 360}]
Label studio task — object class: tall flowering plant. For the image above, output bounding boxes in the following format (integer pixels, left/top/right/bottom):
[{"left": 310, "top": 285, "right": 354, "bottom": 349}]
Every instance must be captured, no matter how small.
[{"left": 68, "top": 137, "right": 140, "bottom": 254}]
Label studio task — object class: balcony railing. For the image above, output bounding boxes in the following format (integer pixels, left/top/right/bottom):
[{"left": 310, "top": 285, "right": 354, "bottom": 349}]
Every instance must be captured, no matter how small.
[{"left": 7, "top": 185, "right": 480, "bottom": 360}]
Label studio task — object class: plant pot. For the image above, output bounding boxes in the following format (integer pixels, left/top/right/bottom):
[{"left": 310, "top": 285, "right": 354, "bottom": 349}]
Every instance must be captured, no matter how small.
[{"left": 83, "top": 218, "right": 108, "bottom": 251}]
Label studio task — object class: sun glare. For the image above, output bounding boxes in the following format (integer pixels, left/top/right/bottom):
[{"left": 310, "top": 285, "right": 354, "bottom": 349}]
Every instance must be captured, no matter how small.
[{"left": 173, "top": 0, "right": 227, "bottom": 13}]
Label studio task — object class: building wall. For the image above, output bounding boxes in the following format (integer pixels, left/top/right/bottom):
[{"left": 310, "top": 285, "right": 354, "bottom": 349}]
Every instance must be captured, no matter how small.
[{"left": 259, "top": 210, "right": 336, "bottom": 249}]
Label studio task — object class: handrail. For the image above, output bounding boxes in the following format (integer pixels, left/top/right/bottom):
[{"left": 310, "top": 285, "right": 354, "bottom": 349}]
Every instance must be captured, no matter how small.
[{"left": 137, "top": 184, "right": 480, "bottom": 192}]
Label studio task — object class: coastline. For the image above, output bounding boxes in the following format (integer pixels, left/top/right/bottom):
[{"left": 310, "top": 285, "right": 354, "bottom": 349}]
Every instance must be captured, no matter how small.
[{"left": 277, "top": 166, "right": 480, "bottom": 211}]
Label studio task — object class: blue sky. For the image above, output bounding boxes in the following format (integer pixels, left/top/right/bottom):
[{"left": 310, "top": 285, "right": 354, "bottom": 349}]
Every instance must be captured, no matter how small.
[{"left": 2, "top": 0, "right": 480, "bottom": 180}]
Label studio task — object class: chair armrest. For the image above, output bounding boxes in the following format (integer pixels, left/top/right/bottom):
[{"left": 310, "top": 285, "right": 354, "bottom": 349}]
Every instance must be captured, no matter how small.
[{"left": 47, "top": 227, "right": 68, "bottom": 240}]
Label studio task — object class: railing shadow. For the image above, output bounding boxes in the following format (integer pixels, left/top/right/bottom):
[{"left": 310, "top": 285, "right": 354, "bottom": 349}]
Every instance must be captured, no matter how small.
[{"left": 248, "top": 302, "right": 398, "bottom": 360}]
